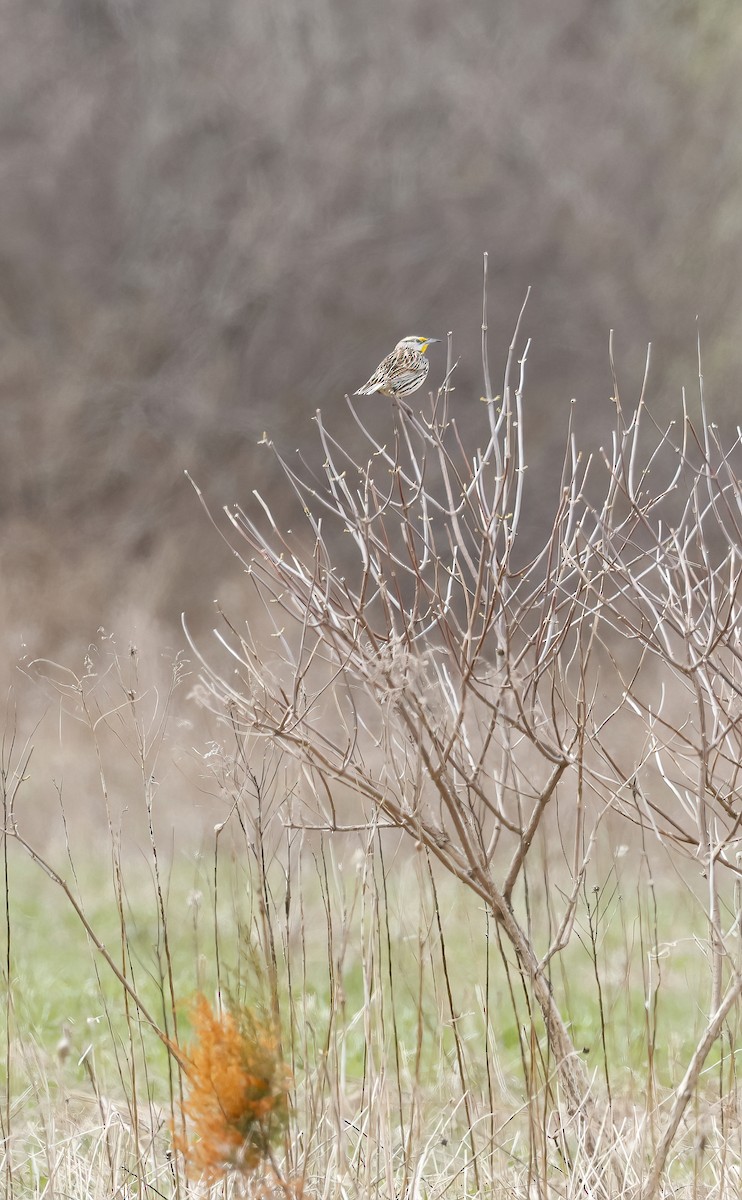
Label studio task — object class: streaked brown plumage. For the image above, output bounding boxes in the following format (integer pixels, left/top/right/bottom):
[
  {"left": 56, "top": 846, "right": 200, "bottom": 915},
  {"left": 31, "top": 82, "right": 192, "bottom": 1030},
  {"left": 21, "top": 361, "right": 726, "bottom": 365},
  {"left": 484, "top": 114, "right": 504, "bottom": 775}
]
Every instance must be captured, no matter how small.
[{"left": 354, "top": 335, "right": 440, "bottom": 400}]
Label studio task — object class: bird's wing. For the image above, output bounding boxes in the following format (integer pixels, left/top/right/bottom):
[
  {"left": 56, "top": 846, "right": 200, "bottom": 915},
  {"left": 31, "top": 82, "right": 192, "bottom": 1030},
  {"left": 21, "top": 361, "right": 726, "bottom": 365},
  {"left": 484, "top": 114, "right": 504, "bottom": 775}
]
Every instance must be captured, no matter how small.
[
  {"left": 354, "top": 347, "right": 428, "bottom": 396},
  {"left": 383, "top": 349, "right": 428, "bottom": 390},
  {"left": 386, "top": 364, "right": 422, "bottom": 387}
]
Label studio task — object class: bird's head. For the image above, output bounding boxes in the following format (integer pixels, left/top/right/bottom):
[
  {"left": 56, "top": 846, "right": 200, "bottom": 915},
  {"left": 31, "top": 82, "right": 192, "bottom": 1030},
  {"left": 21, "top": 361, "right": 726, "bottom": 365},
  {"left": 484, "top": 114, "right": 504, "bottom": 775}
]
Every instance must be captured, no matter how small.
[{"left": 395, "top": 335, "right": 440, "bottom": 356}]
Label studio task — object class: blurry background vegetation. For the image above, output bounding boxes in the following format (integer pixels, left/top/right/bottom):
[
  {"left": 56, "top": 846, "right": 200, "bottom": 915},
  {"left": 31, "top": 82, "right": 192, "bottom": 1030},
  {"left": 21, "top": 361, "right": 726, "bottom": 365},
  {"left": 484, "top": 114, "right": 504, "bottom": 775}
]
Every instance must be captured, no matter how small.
[{"left": 2, "top": 0, "right": 742, "bottom": 684}]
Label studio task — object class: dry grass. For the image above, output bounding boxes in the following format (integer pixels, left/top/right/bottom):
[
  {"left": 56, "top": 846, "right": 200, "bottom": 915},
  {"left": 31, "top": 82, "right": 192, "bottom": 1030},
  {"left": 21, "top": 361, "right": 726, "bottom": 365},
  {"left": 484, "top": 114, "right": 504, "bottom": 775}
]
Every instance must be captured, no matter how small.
[{"left": 2, "top": 668, "right": 741, "bottom": 1199}]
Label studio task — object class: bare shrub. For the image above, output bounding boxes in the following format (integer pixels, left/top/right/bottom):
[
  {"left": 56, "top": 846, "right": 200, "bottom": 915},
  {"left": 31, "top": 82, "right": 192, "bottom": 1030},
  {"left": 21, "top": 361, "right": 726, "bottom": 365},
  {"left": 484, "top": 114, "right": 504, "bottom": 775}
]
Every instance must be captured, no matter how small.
[{"left": 187, "top": 278, "right": 742, "bottom": 1195}]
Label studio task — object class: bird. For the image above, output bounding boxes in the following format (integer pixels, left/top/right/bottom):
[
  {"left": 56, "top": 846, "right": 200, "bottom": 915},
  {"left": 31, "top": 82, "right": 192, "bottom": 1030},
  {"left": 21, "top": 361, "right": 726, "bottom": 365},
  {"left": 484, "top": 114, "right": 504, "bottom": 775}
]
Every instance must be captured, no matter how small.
[{"left": 354, "top": 336, "right": 440, "bottom": 400}]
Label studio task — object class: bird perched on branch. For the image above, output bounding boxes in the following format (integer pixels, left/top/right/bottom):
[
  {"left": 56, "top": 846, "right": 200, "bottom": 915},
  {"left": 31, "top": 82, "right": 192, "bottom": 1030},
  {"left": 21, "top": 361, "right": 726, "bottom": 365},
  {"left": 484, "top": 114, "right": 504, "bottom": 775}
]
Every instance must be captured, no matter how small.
[{"left": 354, "top": 336, "right": 440, "bottom": 400}]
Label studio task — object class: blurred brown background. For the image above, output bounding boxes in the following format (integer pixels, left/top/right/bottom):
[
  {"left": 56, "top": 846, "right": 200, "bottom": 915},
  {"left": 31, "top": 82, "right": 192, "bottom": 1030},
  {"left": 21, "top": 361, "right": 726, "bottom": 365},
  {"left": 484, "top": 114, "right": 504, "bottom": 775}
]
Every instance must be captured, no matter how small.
[{"left": 2, "top": 0, "right": 742, "bottom": 679}]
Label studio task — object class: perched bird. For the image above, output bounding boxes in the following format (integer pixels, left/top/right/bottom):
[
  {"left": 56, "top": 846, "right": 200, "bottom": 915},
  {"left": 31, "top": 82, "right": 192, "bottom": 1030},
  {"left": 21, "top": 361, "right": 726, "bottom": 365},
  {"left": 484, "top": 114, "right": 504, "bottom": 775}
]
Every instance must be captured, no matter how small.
[{"left": 354, "top": 335, "right": 440, "bottom": 400}]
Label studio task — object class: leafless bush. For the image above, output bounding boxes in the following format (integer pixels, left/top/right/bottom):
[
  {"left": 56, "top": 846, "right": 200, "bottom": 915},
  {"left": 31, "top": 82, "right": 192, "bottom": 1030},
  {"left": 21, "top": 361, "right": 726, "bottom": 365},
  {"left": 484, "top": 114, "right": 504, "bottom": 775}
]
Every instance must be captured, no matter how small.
[{"left": 187, "top": 276, "right": 742, "bottom": 1195}]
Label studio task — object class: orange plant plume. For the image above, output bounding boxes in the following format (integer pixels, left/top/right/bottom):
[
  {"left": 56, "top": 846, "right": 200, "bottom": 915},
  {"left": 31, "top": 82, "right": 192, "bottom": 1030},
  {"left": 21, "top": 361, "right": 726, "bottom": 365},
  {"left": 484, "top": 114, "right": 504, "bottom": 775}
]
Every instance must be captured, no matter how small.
[{"left": 173, "top": 994, "right": 291, "bottom": 1185}]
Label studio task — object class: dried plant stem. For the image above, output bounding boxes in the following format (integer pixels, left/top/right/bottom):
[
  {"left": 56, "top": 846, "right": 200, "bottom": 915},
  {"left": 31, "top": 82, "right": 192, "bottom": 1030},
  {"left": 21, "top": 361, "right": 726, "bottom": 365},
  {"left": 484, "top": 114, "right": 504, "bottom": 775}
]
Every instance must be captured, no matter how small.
[
  {"left": 6, "top": 826, "right": 185, "bottom": 1068},
  {"left": 643, "top": 968, "right": 742, "bottom": 1200}
]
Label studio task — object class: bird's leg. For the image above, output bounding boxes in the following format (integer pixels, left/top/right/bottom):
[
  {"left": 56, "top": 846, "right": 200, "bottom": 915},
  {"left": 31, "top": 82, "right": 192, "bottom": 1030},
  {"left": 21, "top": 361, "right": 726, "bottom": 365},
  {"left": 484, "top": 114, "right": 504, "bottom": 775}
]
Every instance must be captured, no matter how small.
[
  {"left": 393, "top": 395, "right": 415, "bottom": 420},
  {"left": 391, "top": 395, "right": 438, "bottom": 448}
]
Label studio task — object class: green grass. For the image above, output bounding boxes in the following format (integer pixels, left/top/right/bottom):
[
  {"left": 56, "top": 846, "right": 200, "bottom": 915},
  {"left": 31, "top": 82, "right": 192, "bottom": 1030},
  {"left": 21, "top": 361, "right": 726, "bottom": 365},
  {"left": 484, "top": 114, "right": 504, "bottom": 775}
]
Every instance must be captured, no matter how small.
[
  {"left": 3, "top": 836, "right": 724, "bottom": 1085},
  {"left": 3, "top": 825, "right": 739, "bottom": 1198}
]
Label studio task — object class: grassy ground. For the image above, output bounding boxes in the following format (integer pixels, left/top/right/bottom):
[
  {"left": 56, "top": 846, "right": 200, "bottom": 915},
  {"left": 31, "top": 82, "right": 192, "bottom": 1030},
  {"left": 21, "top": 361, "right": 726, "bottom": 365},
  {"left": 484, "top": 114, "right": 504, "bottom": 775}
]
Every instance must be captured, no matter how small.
[{"left": 4, "top": 820, "right": 740, "bottom": 1199}]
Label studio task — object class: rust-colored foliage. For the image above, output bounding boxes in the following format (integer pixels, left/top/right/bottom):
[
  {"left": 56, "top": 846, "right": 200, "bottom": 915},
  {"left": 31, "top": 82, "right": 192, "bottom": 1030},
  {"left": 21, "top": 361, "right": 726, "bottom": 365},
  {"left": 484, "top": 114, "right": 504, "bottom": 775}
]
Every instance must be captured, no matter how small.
[{"left": 174, "top": 994, "right": 290, "bottom": 1184}]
